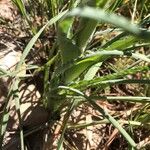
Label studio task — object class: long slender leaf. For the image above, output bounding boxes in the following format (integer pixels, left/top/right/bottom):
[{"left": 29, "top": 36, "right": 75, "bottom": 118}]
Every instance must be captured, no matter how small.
[
  {"left": 71, "top": 65, "right": 150, "bottom": 89},
  {"left": 62, "top": 49, "right": 149, "bottom": 83},
  {"left": 57, "top": 100, "right": 77, "bottom": 150},
  {"left": 89, "top": 100, "right": 137, "bottom": 147},
  {"left": 16, "top": 10, "right": 68, "bottom": 72},
  {"left": 67, "top": 6, "right": 150, "bottom": 40},
  {"left": 13, "top": 79, "right": 25, "bottom": 150},
  {"left": 90, "top": 96, "right": 150, "bottom": 103},
  {"left": 58, "top": 86, "right": 137, "bottom": 148}
]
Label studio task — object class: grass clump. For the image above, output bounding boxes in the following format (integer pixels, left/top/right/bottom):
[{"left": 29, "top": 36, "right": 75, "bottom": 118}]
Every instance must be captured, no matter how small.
[{"left": 0, "top": 0, "right": 150, "bottom": 149}]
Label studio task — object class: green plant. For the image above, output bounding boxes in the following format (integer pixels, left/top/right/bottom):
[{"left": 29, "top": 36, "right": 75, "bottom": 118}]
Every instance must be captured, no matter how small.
[{"left": 1, "top": 0, "right": 150, "bottom": 149}]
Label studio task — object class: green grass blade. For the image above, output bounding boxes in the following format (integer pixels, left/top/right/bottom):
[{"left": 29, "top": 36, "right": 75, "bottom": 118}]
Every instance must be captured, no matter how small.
[
  {"left": 68, "top": 120, "right": 142, "bottom": 129},
  {"left": 62, "top": 49, "right": 149, "bottom": 83},
  {"left": 58, "top": 86, "right": 137, "bottom": 148},
  {"left": 58, "top": 5, "right": 149, "bottom": 84},
  {"left": 101, "top": 32, "right": 128, "bottom": 49},
  {"left": 0, "top": 109, "right": 9, "bottom": 146},
  {"left": 57, "top": 27, "right": 81, "bottom": 64},
  {"left": 71, "top": 65, "right": 149, "bottom": 89},
  {"left": 89, "top": 100, "right": 137, "bottom": 148},
  {"left": 13, "top": 79, "right": 25, "bottom": 150},
  {"left": 57, "top": 101, "right": 77, "bottom": 150},
  {"left": 74, "top": 18, "right": 97, "bottom": 51},
  {"left": 67, "top": 7, "right": 150, "bottom": 40},
  {"left": 108, "top": 0, "right": 124, "bottom": 12},
  {"left": 12, "top": 0, "right": 28, "bottom": 21},
  {"left": 104, "top": 36, "right": 138, "bottom": 50},
  {"left": 90, "top": 95, "right": 150, "bottom": 103},
  {"left": 0, "top": 80, "right": 17, "bottom": 146},
  {"left": 16, "top": 10, "right": 68, "bottom": 71},
  {"left": 84, "top": 62, "right": 102, "bottom": 80},
  {"left": 93, "top": 79, "right": 150, "bottom": 87}
]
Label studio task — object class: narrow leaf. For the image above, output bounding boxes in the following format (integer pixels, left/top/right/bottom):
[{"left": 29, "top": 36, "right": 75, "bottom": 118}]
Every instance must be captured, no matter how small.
[{"left": 67, "top": 7, "right": 150, "bottom": 40}]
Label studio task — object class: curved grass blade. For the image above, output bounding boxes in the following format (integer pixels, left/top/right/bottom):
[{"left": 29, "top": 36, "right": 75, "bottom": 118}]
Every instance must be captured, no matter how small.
[
  {"left": 67, "top": 7, "right": 150, "bottom": 40},
  {"left": 71, "top": 65, "right": 150, "bottom": 89},
  {"left": 59, "top": 6, "right": 149, "bottom": 84},
  {"left": 58, "top": 86, "right": 137, "bottom": 148},
  {"left": 57, "top": 100, "right": 77, "bottom": 150},
  {"left": 62, "top": 49, "right": 149, "bottom": 83},
  {"left": 89, "top": 100, "right": 137, "bottom": 148},
  {"left": 16, "top": 10, "right": 68, "bottom": 72}
]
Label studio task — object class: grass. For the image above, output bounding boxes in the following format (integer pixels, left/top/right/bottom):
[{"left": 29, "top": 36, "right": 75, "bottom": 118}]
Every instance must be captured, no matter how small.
[{"left": 0, "top": 0, "right": 150, "bottom": 149}]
